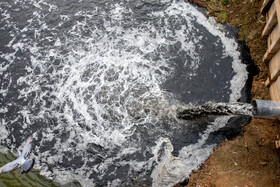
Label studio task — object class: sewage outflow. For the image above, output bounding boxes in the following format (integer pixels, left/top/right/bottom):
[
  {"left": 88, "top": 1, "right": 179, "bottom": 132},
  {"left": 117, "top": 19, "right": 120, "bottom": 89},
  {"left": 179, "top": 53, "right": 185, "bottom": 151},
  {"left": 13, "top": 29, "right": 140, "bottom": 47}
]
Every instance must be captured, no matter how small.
[
  {"left": 177, "top": 99, "right": 280, "bottom": 120},
  {"left": 177, "top": 102, "right": 256, "bottom": 120},
  {"left": 0, "top": 0, "right": 260, "bottom": 186}
]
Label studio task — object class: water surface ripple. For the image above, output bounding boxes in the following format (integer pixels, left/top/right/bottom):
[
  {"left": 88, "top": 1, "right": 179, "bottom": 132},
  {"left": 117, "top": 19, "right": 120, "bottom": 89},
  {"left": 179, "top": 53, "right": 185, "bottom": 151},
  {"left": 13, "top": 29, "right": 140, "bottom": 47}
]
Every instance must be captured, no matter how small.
[{"left": 0, "top": 0, "right": 249, "bottom": 186}]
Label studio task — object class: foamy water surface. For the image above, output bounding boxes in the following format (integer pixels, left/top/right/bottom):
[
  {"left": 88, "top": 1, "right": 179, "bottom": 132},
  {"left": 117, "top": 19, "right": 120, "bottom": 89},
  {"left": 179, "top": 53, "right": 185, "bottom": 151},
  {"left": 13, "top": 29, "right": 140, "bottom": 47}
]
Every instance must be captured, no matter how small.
[{"left": 0, "top": 0, "right": 249, "bottom": 186}]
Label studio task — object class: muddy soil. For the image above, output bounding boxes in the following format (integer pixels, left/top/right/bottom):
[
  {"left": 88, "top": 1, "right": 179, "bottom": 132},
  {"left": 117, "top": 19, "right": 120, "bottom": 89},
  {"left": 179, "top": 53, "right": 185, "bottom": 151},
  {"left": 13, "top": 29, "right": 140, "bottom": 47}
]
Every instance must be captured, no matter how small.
[{"left": 176, "top": 0, "right": 280, "bottom": 186}]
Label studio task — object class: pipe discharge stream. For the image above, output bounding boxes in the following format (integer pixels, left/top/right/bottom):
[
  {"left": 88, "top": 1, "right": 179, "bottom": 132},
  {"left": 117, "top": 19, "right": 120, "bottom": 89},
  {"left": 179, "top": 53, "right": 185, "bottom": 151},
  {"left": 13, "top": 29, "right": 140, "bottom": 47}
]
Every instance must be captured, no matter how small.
[{"left": 177, "top": 99, "right": 280, "bottom": 120}]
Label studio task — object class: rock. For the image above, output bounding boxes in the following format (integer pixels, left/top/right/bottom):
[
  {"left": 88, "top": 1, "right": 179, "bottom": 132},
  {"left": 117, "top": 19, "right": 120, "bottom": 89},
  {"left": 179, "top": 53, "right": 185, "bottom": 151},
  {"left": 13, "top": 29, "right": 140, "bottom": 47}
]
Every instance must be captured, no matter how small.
[
  {"left": 260, "top": 161, "right": 267, "bottom": 166},
  {"left": 275, "top": 140, "right": 280, "bottom": 149}
]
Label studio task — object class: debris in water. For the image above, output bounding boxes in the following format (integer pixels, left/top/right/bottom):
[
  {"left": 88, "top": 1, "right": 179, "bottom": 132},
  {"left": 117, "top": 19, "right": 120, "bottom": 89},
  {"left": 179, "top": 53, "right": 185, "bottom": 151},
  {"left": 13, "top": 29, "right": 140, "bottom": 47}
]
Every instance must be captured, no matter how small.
[{"left": 0, "top": 135, "right": 35, "bottom": 174}]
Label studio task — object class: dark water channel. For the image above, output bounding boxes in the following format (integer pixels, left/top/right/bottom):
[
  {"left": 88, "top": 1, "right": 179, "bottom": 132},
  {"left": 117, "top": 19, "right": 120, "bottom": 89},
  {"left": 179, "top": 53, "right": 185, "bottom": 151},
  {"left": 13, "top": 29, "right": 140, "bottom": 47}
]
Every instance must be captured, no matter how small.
[{"left": 0, "top": 0, "right": 255, "bottom": 186}]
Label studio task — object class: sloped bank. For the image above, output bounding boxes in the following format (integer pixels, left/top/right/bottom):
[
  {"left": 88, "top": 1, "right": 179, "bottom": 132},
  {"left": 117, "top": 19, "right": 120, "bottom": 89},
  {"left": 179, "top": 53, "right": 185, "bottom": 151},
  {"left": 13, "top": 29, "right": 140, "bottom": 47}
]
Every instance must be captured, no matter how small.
[{"left": 176, "top": 0, "right": 280, "bottom": 186}]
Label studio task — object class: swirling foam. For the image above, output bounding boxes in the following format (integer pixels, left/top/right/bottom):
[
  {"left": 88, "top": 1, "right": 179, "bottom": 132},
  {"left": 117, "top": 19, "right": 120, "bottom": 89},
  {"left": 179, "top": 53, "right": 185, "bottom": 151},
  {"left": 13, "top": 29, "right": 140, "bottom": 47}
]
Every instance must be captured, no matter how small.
[{"left": 0, "top": 0, "right": 247, "bottom": 186}]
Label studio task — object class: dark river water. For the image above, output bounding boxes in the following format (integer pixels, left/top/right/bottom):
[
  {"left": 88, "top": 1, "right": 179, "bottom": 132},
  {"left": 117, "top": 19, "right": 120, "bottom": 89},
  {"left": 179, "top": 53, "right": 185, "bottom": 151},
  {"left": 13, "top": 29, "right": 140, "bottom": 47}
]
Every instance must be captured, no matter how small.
[{"left": 0, "top": 0, "right": 253, "bottom": 186}]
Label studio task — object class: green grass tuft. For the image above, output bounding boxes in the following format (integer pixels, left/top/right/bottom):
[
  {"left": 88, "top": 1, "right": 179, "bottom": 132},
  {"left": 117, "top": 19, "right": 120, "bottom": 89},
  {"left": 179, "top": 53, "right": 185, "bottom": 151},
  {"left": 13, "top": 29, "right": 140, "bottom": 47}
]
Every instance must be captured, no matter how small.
[{"left": 222, "top": 0, "right": 230, "bottom": 4}]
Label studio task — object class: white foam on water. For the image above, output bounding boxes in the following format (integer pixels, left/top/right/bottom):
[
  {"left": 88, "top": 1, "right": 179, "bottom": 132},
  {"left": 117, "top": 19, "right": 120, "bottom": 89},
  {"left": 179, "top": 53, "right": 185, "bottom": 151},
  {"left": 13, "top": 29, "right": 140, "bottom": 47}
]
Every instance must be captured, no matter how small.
[
  {"left": 146, "top": 2, "right": 248, "bottom": 186},
  {"left": 0, "top": 120, "right": 9, "bottom": 146},
  {"left": 0, "top": 0, "right": 248, "bottom": 186},
  {"left": 151, "top": 116, "right": 231, "bottom": 186}
]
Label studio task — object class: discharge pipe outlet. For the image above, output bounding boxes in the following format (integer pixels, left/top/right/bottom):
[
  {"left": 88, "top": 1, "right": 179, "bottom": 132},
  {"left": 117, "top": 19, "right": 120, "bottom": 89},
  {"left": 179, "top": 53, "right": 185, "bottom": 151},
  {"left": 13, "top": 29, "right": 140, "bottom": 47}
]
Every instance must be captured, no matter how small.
[{"left": 252, "top": 99, "right": 280, "bottom": 119}]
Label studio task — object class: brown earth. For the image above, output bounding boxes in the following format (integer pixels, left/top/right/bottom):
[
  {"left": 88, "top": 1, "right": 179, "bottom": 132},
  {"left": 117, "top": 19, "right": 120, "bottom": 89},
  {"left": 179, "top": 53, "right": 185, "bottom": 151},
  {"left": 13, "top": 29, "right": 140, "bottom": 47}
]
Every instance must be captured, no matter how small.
[{"left": 175, "top": 0, "right": 280, "bottom": 186}]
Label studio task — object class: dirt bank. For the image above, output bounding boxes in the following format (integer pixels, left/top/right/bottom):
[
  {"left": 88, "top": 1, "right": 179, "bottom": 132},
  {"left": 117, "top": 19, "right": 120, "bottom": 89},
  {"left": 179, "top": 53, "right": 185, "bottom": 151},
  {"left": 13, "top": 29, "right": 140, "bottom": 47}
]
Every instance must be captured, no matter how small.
[{"left": 176, "top": 0, "right": 280, "bottom": 186}]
